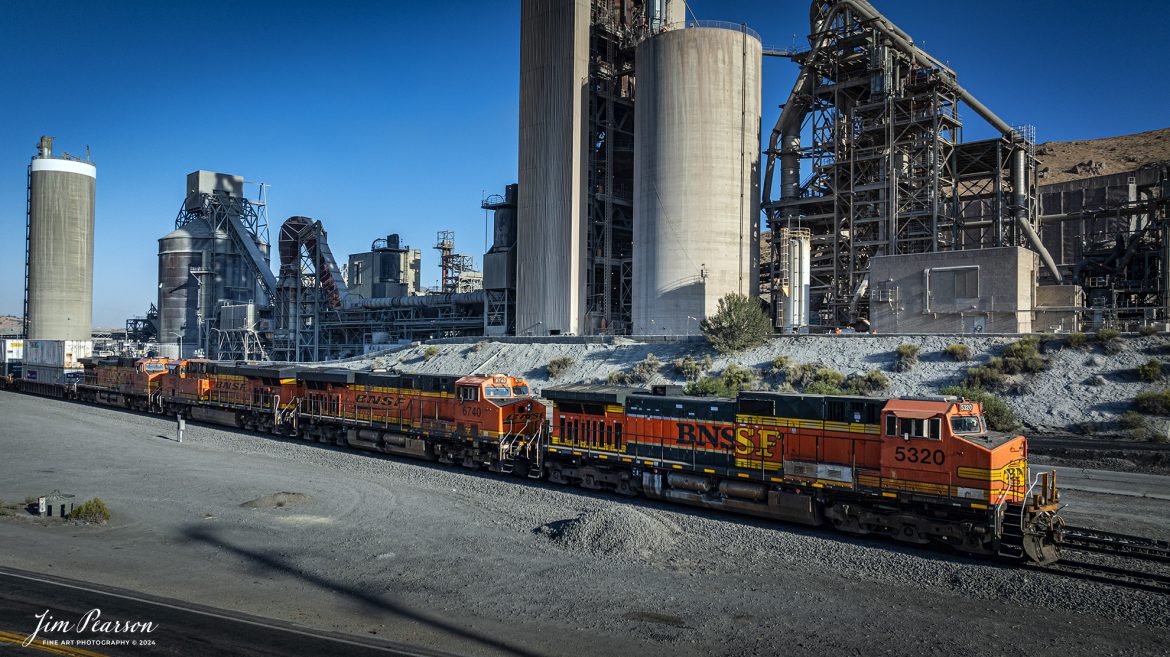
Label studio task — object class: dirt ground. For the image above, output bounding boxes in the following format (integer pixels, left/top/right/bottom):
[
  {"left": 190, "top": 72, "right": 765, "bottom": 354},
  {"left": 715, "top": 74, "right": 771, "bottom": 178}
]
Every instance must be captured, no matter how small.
[{"left": 0, "top": 391, "right": 1167, "bottom": 657}]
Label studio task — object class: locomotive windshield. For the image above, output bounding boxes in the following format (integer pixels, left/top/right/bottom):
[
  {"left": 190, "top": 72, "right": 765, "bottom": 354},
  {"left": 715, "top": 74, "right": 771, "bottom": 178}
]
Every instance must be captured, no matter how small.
[
  {"left": 950, "top": 415, "right": 985, "bottom": 434},
  {"left": 485, "top": 386, "right": 511, "bottom": 398},
  {"left": 512, "top": 384, "right": 529, "bottom": 396}
]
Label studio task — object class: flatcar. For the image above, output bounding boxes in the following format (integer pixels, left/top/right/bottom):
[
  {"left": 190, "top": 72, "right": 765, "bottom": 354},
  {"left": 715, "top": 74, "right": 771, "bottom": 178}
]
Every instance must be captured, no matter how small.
[{"left": 542, "top": 384, "right": 1062, "bottom": 563}]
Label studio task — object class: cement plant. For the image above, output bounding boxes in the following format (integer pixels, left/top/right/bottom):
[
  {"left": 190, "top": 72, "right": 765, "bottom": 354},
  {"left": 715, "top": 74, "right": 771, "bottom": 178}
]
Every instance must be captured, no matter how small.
[{"left": 1, "top": 2, "right": 1168, "bottom": 656}]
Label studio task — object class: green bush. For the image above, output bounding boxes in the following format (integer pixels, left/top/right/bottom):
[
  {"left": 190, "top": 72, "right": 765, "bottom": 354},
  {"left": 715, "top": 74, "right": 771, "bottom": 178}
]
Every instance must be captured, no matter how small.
[
  {"left": 1065, "top": 332, "right": 1088, "bottom": 350},
  {"left": 72, "top": 498, "right": 111, "bottom": 524},
  {"left": 939, "top": 386, "right": 1017, "bottom": 431},
  {"left": 546, "top": 356, "right": 575, "bottom": 379},
  {"left": 943, "top": 343, "right": 972, "bottom": 362},
  {"left": 804, "top": 381, "right": 846, "bottom": 395},
  {"left": 1140, "top": 324, "right": 1160, "bottom": 337},
  {"left": 684, "top": 377, "right": 729, "bottom": 397},
  {"left": 813, "top": 367, "right": 846, "bottom": 387},
  {"left": 422, "top": 346, "right": 440, "bottom": 360},
  {"left": 846, "top": 369, "right": 891, "bottom": 396},
  {"left": 700, "top": 293, "right": 773, "bottom": 353},
  {"left": 606, "top": 370, "right": 628, "bottom": 385},
  {"left": 1134, "top": 389, "right": 1170, "bottom": 415},
  {"left": 894, "top": 343, "right": 920, "bottom": 372},
  {"left": 1137, "top": 358, "right": 1165, "bottom": 382}
]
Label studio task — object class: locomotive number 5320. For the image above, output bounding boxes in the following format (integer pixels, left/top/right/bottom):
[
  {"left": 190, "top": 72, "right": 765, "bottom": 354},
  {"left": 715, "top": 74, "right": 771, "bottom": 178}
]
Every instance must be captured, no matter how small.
[{"left": 894, "top": 445, "right": 945, "bottom": 465}]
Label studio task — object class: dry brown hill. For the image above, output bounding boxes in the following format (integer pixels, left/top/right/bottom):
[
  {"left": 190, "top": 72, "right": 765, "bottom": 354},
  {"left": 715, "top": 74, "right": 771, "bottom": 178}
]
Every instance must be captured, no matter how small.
[{"left": 1037, "top": 126, "right": 1170, "bottom": 184}]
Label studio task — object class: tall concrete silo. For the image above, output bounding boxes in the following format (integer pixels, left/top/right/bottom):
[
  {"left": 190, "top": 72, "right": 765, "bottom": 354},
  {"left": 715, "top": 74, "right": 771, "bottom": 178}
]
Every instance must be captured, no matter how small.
[
  {"left": 24, "top": 136, "right": 96, "bottom": 341},
  {"left": 157, "top": 219, "right": 214, "bottom": 357},
  {"left": 632, "top": 24, "right": 762, "bottom": 335}
]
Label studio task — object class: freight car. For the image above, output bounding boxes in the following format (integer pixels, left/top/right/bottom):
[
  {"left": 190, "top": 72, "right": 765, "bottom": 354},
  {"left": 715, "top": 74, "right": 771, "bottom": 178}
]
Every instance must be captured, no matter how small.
[{"left": 47, "top": 357, "right": 1062, "bottom": 563}]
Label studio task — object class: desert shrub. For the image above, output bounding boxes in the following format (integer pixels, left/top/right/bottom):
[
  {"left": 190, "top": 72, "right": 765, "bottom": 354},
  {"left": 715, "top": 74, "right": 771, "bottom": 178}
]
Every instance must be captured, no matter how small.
[
  {"left": 1140, "top": 324, "right": 1160, "bottom": 337},
  {"left": 1065, "top": 332, "right": 1088, "bottom": 350},
  {"left": 684, "top": 377, "right": 729, "bottom": 397},
  {"left": 939, "top": 386, "right": 1017, "bottom": 431},
  {"left": 783, "top": 363, "right": 819, "bottom": 388},
  {"left": 964, "top": 365, "right": 1007, "bottom": 391},
  {"left": 1137, "top": 358, "right": 1165, "bottom": 382},
  {"left": 627, "top": 354, "right": 663, "bottom": 383},
  {"left": 1134, "top": 389, "right": 1170, "bottom": 415},
  {"left": 700, "top": 293, "right": 773, "bottom": 353},
  {"left": 606, "top": 370, "right": 628, "bottom": 385},
  {"left": 894, "top": 343, "right": 920, "bottom": 372},
  {"left": 846, "top": 369, "right": 890, "bottom": 396},
  {"left": 1119, "top": 410, "right": 1148, "bottom": 430},
  {"left": 804, "top": 381, "right": 846, "bottom": 395},
  {"left": 769, "top": 356, "right": 791, "bottom": 376},
  {"left": 813, "top": 367, "right": 846, "bottom": 387},
  {"left": 943, "top": 343, "right": 972, "bottom": 362},
  {"left": 422, "top": 346, "right": 440, "bottom": 360},
  {"left": 999, "top": 338, "right": 1048, "bottom": 374},
  {"left": 546, "top": 356, "right": 575, "bottom": 379},
  {"left": 1097, "top": 328, "right": 1123, "bottom": 353},
  {"left": 473, "top": 340, "right": 490, "bottom": 352},
  {"left": 72, "top": 498, "right": 111, "bottom": 523},
  {"left": 720, "top": 364, "right": 760, "bottom": 390},
  {"left": 672, "top": 356, "right": 708, "bottom": 380}
]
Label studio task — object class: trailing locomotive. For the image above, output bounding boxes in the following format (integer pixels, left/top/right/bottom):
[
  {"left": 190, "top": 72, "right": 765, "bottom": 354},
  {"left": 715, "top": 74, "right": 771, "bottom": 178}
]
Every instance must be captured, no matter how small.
[{"left": 34, "top": 356, "right": 1062, "bottom": 563}]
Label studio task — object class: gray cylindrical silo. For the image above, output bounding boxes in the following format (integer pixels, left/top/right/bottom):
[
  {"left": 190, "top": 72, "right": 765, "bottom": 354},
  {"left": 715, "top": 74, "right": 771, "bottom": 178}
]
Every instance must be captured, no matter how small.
[
  {"left": 25, "top": 137, "right": 97, "bottom": 340},
  {"left": 158, "top": 219, "right": 213, "bottom": 357},
  {"left": 633, "top": 24, "right": 762, "bottom": 335}
]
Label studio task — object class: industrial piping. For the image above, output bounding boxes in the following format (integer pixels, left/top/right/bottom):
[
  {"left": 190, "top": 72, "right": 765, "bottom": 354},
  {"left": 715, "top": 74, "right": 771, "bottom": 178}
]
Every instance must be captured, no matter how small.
[
  {"left": 343, "top": 291, "right": 487, "bottom": 310},
  {"left": 763, "top": 0, "right": 1063, "bottom": 282}
]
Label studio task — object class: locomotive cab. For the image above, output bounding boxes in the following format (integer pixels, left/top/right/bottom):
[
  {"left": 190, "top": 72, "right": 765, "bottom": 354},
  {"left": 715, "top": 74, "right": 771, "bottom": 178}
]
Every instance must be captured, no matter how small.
[{"left": 454, "top": 374, "right": 544, "bottom": 441}]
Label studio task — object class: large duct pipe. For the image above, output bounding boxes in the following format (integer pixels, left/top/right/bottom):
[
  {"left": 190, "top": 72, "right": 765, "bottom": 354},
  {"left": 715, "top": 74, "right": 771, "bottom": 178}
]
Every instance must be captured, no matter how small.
[
  {"left": 763, "top": 0, "right": 1061, "bottom": 281},
  {"left": 343, "top": 291, "right": 486, "bottom": 310},
  {"left": 1011, "top": 149, "right": 1063, "bottom": 283}
]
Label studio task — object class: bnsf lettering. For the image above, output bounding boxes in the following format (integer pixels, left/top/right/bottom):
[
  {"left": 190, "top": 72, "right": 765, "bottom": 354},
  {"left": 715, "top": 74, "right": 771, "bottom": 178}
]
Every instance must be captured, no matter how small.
[
  {"left": 214, "top": 380, "right": 246, "bottom": 391},
  {"left": 354, "top": 394, "right": 402, "bottom": 406},
  {"left": 675, "top": 423, "right": 735, "bottom": 450}
]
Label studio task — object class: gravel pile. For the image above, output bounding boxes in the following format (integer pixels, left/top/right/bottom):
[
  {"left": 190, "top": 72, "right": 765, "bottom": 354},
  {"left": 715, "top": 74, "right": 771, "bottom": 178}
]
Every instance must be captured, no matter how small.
[
  {"left": 534, "top": 507, "right": 681, "bottom": 560},
  {"left": 365, "top": 335, "right": 1170, "bottom": 431}
]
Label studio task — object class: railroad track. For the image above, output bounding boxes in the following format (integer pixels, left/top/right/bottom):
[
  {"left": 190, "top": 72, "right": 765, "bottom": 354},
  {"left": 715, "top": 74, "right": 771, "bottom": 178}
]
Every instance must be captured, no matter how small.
[
  {"left": 1024, "top": 526, "right": 1170, "bottom": 595},
  {"left": 1059, "top": 525, "right": 1170, "bottom": 564},
  {"left": 1031, "top": 559, "right": 1170, "bottom": 595}
]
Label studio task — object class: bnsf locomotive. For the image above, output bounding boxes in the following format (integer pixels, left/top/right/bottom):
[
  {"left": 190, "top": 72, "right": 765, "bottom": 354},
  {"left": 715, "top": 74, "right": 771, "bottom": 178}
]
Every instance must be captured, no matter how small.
[{"left": 10, "top": 356, "right": 1061, "bottom": 563}]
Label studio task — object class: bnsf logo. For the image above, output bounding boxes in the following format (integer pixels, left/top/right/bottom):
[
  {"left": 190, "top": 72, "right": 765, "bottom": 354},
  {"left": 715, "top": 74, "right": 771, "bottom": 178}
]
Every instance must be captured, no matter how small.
[
  {"left": 354, "top": 394, "right": 401, "bottom": 406},
  {"left": 214, "top": 380, "right": 246, "bottom": 391}
]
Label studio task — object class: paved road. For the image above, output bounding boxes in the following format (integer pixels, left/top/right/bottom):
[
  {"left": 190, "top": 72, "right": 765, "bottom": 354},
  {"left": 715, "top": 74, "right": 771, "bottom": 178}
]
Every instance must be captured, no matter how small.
[
  {"left": 1032, "top": 465, "right": 1170, "bottom": 500},
  {"left": 0, "top": 567, "right": 452, "bottom": 657},
  {"left": 1030, "top": 435, "right": 1170, "bottom": 453}
]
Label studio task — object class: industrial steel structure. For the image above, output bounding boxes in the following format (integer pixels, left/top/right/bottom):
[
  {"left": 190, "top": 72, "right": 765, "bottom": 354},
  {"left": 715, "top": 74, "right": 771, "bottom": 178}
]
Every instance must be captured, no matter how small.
[
  {"left": 24, "top": 136, "right": 96, "bottom": 341},
  {"left": 762, "top": 0, "right": 1057, "bottom": 329},
  {"left": 158, "top": 171, "right": 273, "bottom": 359},
  {"left": 516, "top": 0, "right": 684, "bottom": 336}
]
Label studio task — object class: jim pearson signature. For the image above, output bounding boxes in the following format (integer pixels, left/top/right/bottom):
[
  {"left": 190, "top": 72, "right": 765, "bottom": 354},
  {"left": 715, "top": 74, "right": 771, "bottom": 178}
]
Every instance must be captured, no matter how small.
[{"left": 23, "top": 609, "right": 157, "bottom": 647}]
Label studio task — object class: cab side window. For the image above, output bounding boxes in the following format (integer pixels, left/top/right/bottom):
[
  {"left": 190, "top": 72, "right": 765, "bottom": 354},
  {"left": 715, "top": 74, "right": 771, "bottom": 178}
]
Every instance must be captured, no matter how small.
[{"left": 457, "top": 386, "right": 480, "bottom": 402}]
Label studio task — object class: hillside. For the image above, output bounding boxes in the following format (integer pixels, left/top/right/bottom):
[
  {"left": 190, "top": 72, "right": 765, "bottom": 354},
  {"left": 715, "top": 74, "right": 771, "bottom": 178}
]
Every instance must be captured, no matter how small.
[
  {"left": 0, "top": 315, "right": 21, "bottom": 336},
  {"left": 1037, "top": 126, "right": 1170, "bottom": 184}
]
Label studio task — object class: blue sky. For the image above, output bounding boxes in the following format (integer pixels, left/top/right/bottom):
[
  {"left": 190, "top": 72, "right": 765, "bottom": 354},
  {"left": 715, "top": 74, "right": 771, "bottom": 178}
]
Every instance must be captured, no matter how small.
[{"left": 1, "top": 1, "right": 1166, "bottom": 326}]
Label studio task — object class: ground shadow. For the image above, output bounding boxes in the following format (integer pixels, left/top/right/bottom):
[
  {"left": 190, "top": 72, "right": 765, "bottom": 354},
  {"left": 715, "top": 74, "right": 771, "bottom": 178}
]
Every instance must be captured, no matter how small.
[{"left": 180, "top": 524, "right": 546, "bottom": 657}]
